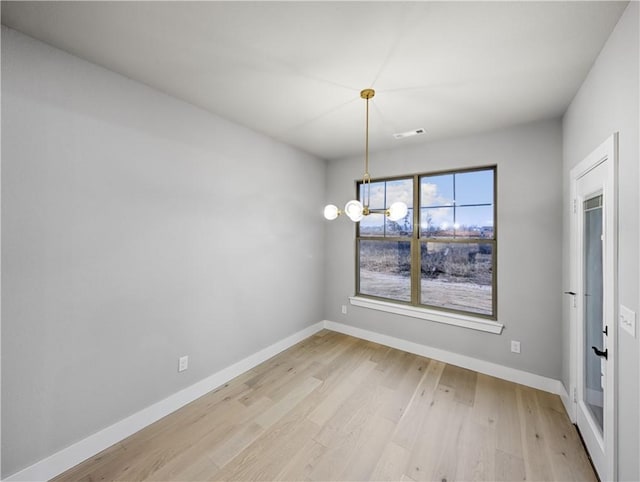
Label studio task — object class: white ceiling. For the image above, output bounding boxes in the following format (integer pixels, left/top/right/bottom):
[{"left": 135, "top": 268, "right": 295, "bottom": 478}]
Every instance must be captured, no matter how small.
[{"left": 1, "top": 1, "right": 628, "bottom": 160}]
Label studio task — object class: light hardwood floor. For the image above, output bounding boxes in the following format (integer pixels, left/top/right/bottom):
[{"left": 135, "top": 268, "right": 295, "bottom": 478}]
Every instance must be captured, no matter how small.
[{"left": 53, "top": 330, "right": 597, "bottom": 482}]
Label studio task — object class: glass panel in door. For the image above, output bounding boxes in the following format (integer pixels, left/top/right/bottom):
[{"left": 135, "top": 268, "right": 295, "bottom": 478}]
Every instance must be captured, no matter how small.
[{"left": 583, "top": 195, "right": 604, "bottom": 434}]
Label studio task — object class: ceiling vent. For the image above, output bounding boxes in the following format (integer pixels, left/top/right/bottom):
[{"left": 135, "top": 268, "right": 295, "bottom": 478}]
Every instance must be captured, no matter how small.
[{"left": 393, "top": 128, "right": 426, "bottom": 140}]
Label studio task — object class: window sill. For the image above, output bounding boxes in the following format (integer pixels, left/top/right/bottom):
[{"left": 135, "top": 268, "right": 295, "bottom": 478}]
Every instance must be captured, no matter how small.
[{"left": 348, "top": 297, "right": 504, "bottom": 334}]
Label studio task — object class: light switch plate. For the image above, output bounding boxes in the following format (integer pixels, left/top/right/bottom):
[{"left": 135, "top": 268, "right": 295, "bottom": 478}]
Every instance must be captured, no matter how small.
[{"left": 619, "top": 305, "right": 636, "bottom": 338}]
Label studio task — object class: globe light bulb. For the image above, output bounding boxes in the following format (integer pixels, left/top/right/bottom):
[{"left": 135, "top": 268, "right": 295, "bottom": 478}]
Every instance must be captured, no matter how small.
[
  {"left": 323, "top": 204, "right": 340, "bottom": 220},
  {"left": 344, "top": 200, "right": 364, "bottom": 222},
  {"left": 387, "top": 202, "right": 408, "bottom": 221}
]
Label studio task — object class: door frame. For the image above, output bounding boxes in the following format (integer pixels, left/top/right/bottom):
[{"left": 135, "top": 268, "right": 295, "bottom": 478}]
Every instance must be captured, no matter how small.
[{"left": 568, "top": 133, "right": 618, "bottom": 481}]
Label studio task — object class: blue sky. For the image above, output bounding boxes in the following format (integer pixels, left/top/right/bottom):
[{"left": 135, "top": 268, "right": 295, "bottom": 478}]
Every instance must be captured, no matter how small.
[{"left": 359, "top": 169, "right": 494, "bottom": 229}]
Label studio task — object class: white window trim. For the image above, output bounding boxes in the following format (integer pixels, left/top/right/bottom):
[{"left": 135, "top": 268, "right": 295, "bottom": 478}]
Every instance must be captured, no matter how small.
[{"left": 349, "top": 296, "right": 504, "bottom": 334}]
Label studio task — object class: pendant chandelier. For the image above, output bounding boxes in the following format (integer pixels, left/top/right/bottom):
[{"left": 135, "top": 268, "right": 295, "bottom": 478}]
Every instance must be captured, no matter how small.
[{"left": 324, "top": 88, "right": 408, "bottom": 222}]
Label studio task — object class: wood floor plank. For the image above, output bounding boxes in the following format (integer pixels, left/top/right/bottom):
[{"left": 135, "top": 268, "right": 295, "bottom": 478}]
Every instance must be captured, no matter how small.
[
  {"left": 214, "top": 366, "right": 327, "bottom": 481},
  {"left": 379, "top": 355, "right": 430, "bottom": 423},
  {"left": 310, "top": 336, "right": 365, "bottom": 382},
  {"left": 240, "top": 357, "right": 310, "bottom": 407},
  {"left": 379, "top": 351, "right": 418, "bottom": 389},
  {"left": 275, "top": 438, "right": 326, "bottom": 481},
  {"left": 370, "top": 441, "right": 411, "bottom": 481},
  {"left": 375, "top": 346, "right": 406, "bottom": 374},
  {"left": 254, "top": 376, "right": 322, "bottom": 429},
  {"left": 472, "top": 373, "right": 503, "bottom": 428},
  {"left": 494, "top": 377, "right": 525, "bottom": 458},
  {"left": 339, "top": 414, "right": 397, "bottom": 481},
  {"left": 495, "top": 448, "right": 526, "bottom": 481},
  {"left": 309, "top": 361, "right": 395, "bottom": 480},
  {"left": 369, "top": 344, "right": 392, "bottom": 364},
  {"left": 208, "top": 422, "right": 265, "bottom": 468},
  {"left": 454, "top": 420, "right": 496, "bottom": 481},
  {"left": 313, "top": 371, "right": 390, "bottom": 448},
  {"left": 53, "top": 332, "right": 596, "bottom": 482},
  {"left": 166, "top": 397, "right": 273, "bottom": 477},
  {"left": 141, "top": 447, "right": 219, "bottom": 481},
  {"left": 439, "top": 363, "right": 478, "bottom": 406},
  {"left": 262, "top": 360, "right": 324, "bottom": 402},
  {"left": 517, "top": 386, "right": 555, "bottom": 481},
  {"left": 247, "top": 332, "right": 349, "bottom": 407},
  {"left": 430, "top": 399, "right": 472, "bottom": 482},
  {"left": 216, "top": 419, "right": 321, "bottom": 481},
  {"left": 405, "top": 385, "right": 457, "bottom": 481},
  {"left": 535, "top": 390, "right": 598, "bottom": 482},
  {"left": 307, "top": 359, "right": 377, "bottom": 426},
  {"left": 309, "top": 391, "right": 389, "bottom": 481},
  {"left": 392, "top": 359, "right": 446, "bottom": 450}
]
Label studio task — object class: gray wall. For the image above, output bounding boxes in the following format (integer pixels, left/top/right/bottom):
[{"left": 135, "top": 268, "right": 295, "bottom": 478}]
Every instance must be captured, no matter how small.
[
  {"left": 324, "top": 118, "right": 564, "bottom": 380},
  {"left": 562, "top": 2, "right": 639, "bottom": 480},
  {"left": 1, "top": 27, "right": 326, "bottom": 477},
  {"left": 2, "top": 4, "right": 637, "bottom": 479}
]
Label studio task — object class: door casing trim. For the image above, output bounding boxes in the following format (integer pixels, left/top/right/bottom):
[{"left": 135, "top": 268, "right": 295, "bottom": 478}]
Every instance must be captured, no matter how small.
[{"left": 568, "top": 132, "right": 618, "bottom": 482}]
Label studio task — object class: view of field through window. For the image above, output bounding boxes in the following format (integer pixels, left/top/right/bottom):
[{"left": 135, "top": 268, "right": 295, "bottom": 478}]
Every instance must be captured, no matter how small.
[
  {"left": 357, "top": 168, "right": 496, "bottom": 317},
  {"left": 359, "top": 240, "right": 411, "bottom": 301},
  {"left": 420, "top": 242, "right": 493, "bottom": 315}
]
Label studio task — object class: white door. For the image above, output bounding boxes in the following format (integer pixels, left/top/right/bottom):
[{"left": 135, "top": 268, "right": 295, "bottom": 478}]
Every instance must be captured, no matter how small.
[{"left": 569, "top": 134, "right": 617, "bottom": 481}]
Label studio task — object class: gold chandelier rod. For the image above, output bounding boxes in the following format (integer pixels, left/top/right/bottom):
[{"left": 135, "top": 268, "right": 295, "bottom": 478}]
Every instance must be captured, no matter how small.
[{"left": 361, "top": 88, "right": 375, "bottom": 212}]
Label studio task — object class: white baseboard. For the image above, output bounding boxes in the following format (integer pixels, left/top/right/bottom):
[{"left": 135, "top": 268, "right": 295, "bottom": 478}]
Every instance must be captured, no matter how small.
[
  {"left": 323, "top": 320, "right": 569, "bottom": 399},
  {"left": 560, "top": 385, "right": 576, "bottom": 422},
  {"left": 7, "top": 319, "right": 573, "bottom": 482},
  {"left": 5, "top": 322, "right": 325, "bottom": 482}
]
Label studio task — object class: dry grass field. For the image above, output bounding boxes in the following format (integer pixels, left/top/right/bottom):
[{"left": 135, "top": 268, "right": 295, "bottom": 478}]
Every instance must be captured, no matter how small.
[{"left": 360, "top": 271, "right": 492, "bottom": 315}]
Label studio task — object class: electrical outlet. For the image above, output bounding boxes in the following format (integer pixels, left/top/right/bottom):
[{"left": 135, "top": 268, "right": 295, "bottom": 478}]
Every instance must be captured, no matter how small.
[
  {"left": 341, "top": 305, "right": 347, "bottom": 314},
  {"left": 178, "top": 355, "right": 189, "bottom": 372},
  {"left": 510, "top": 340, "right": 521, "bottom": 354}
]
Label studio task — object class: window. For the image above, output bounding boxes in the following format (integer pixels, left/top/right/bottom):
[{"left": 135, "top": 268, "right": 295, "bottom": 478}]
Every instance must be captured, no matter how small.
[{"left": 356, "top": 166, "right": 496, "bottom": 319}]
